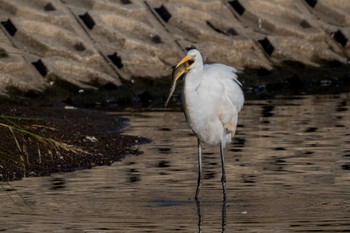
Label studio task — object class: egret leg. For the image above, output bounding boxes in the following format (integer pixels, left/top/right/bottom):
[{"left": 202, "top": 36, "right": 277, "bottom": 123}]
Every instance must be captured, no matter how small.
[
  {"left": 196, "top": 200, "right": 202, "bottom": 232},
  {"left": 221, "top": 199, "right": 227, "bottom": 232},
  {"left": 195, "top": 138, "right": 202, "bottom": 200},
  {"left": 220, "top": 142, "right": 227, "bottom": 201}
]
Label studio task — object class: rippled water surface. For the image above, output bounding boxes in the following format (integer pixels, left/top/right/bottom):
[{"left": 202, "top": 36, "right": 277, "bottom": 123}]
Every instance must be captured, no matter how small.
[{"left": 1, "top": 94, "right": 350, "bottom": 232}]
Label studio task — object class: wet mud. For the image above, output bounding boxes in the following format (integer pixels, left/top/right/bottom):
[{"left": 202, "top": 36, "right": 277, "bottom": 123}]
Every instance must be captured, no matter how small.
[{"left": 0, "top": 104, "right": 147, "bottom": 181}]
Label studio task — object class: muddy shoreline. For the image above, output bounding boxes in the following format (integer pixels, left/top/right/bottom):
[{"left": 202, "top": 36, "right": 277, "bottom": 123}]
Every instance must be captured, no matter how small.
[{"left": 0, "top": 104, "right": 148, "bottom": 182}]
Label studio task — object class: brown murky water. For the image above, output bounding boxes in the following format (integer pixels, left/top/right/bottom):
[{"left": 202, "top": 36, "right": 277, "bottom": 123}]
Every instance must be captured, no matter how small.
[{"left": 1, "top": 94, "right": 350, "bottom": 232}]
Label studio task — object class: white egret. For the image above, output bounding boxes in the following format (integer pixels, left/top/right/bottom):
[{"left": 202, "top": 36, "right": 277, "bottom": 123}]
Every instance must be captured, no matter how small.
[{"left": 165, "top": 49, "right": 244, "bottom": 201}]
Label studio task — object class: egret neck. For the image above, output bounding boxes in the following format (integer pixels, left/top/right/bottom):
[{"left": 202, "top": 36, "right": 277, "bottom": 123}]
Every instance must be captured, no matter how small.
[
  {"left": 183, "top": 53, "right": 203, "bottom": 107},
  {"left": 182, "top": 57, "right": 205, "bottom": 140}
]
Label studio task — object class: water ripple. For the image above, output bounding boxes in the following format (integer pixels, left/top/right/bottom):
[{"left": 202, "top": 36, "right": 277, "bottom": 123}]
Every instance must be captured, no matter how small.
[{"left": 1, "top": 94, "right": 350, "bottom": 232}]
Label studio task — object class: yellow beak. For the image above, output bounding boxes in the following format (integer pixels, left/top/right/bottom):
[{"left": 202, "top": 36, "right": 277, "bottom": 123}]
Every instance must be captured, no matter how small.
[
  {"left": 173, "top": 55, "right": 194, "bottom": 81},
  {"left": 165, "top": 55, "right": 194, "bottom": 107},
  {"left": 176, "top": 55, "right": 192, "bottom": 69}
]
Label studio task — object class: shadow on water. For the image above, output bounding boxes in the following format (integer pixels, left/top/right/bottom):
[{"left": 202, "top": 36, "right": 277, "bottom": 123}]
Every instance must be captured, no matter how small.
[{"left": 1, "top": 93, "right": 350, "bottom": 232}]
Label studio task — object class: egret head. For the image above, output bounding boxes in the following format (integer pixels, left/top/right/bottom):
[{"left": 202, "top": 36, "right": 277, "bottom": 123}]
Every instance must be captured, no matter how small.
[
  {"left": 173, "top": 49, "right": 202, "bottom": 81},
  {"left": 164, "top": 49, "right": 202, "bottom": 107}
]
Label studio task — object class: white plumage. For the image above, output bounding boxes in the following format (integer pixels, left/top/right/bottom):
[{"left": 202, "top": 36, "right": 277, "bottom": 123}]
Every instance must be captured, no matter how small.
[{"left": 166, "top": 49, "right": 244, "bottom": 200}]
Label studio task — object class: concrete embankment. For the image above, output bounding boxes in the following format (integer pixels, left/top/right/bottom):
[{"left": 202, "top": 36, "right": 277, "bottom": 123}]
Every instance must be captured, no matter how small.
[{"left": 0, "top": 0, "right": 349, "bottom": 96}]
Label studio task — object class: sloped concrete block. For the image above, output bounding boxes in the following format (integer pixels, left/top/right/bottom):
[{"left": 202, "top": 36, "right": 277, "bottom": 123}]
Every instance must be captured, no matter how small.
[{"left": 0, "top": 0, "right": 350, "bottom": 95}]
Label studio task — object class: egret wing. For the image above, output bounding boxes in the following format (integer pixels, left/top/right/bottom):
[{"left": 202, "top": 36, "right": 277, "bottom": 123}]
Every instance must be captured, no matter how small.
[
  {"left": 203, "top": 64, "right": 244, "bottom": 112},
  {"left": 202, "top": 64, "right": 244, "bottom": 140}
]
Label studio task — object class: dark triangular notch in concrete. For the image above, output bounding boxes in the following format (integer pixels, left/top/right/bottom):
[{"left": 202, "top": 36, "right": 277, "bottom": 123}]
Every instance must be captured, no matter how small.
[
  {"left": 32, "top": 59, "right": 48, "bottom": 77},
  {"left": 154, "top": 5, "right": 171, "bottom": 23},
  {"left": 305, "top": 0, "right": 318, "bottom": 8},
  {"left": 300, "top": 20, "right": 312, "bottom": 29},
  {"left": 151, "top": 35, "right": 162, "bottom": 44},
  {"left": 227, "top": 27, "right": 238, "bottom": 36},
  {"left": 108, "top": 52, "right": 124, "bottom": 69},
  {"left": 121, "top": 0, "right": 132, "bottom": 4},
  {"left": 228, "top": 0, "right": 245, "bottom": 16},
  {"left": 44, "top": 2, "right": 56, "bottom": 11},
  {"left": 1, "top": 19, "right": 17, "bottom": 36},
  {"left": 332, "top": 30, "right": 348, "bottom": 47},
  {"left": 79, "top": 12, "right": 95, "bottom": 30},
  {"left": 258, "top": 37, "right": 274, "bottom": 56},
  {"left": 0, "top": 48, "right": 9, "bottom": 58},
  {"left": 74, "top": 42, "right": 86, "bottom": 51}
]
